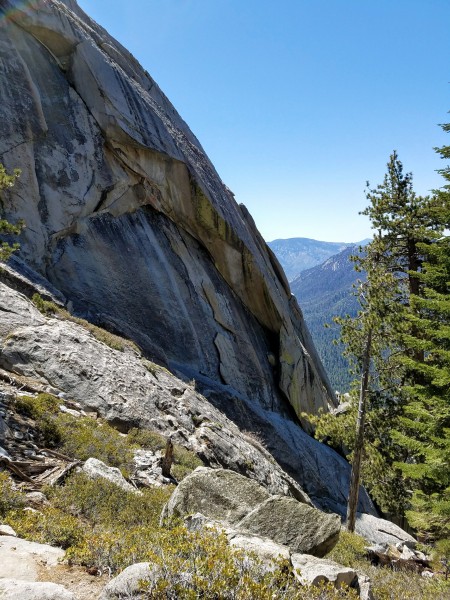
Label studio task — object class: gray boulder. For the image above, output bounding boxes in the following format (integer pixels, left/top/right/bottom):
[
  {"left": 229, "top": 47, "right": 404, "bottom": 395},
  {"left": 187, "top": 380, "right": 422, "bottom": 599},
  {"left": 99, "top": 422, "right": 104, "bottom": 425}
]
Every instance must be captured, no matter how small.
[
  {"left": 237, "top": 496, "right": 341, "bottom": 557},
  {"left": 0, "top": 579, "right": 74, "bottom": 600},
  {"left": 355, "top": 513, "right": 417, "bottom": 547},
  {"left": 98, "top": 562, "right": 157, "bottom": 599},
  {"left": 0, "top": 524, "right": 17, "bottom": 536},
  {"left": 228, "top": 533, "right": 291, "bottom": 565},
  {"left": 165, "top": 467, "right": 340, "bottom": 557},
  {"left": 82, "top": 457, "right": 139, "bottom": 494},
  {"left": 0, "top": 536, "right": 64, "bottom": 582},
  {"left": 165, "top": 467, "right": 272, "bottom": 523},
  {"left": 291, "top": 553, "right": 357, "bottom": 588}
]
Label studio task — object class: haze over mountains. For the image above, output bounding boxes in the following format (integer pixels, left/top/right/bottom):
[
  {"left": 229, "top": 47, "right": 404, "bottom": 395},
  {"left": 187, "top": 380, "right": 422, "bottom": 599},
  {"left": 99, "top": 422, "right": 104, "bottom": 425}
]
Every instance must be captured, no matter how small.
[{"left": 267, "top": 237, "right": 369, "bottom": 281}]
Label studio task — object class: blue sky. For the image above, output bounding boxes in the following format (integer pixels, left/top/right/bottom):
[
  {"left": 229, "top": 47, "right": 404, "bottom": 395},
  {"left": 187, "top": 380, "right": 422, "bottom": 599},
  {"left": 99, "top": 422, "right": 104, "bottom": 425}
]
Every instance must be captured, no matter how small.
[{"left": 77, "top": 0, "right": 450, "bottom": 243}]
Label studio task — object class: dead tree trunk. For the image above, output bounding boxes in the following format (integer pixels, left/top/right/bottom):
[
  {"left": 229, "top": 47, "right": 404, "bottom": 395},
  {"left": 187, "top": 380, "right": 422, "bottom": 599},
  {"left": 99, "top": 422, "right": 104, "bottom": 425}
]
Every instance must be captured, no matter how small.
[{"left": 161, "top": 438, "right": 174, "bottom": 478}]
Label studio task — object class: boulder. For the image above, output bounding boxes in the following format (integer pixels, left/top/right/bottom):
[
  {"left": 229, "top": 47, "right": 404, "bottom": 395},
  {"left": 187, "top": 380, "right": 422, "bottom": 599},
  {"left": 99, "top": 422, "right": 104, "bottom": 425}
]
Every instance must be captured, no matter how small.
[
  {"left": 25, "top": 492, "right": 49, "bottom": 508},
  {"left": 236, "top": 496, "right": 341, "bottom": 557},
  {"left": 355, "top": 513, "right": 417, "bottom": 547},
  {"left": 291, "top": 553, "right": 357, "bottom": 588},
  {"left": 184, "top": 513, "right": 290, "bottom": 566},
  {"left": 228, "top": 533, "right": 291, "bottom": 565},
  {"left": 82, "top": 457, "right": 139, "bottom": 494},
  {"left": 0, "top": 524, "right": 17, "bottom": 536},
  {"left": 165, "top": 467, "right": 340, "bottom": 557},
  {"left": 165, "top": 467, "right": 271, "bottom": 524},
  {"left": 0, "top": 536, "right": 64, "bottom": 582},
  {"left": 0, "top": 579, "right": 74, "bottom": 600},
  {"left": 98, "top": 562, "right": 157, "bottom": 599}
]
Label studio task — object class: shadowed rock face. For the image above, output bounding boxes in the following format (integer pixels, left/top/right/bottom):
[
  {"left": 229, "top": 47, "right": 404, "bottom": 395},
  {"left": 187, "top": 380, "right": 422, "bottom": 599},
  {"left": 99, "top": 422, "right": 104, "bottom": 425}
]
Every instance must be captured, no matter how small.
[{"left": 0, "top": 0, "right": 334, "bottom": 421}]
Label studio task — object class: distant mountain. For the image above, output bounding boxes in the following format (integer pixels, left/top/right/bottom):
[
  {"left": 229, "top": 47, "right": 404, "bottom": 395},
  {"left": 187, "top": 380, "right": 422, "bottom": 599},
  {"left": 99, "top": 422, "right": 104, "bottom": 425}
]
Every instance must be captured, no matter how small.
[
  {"left": 267, "top": 237, "right": 355, "bottom": 282},
  {"left": 290, "top": 246, "right": 366, "bottom": 392}
]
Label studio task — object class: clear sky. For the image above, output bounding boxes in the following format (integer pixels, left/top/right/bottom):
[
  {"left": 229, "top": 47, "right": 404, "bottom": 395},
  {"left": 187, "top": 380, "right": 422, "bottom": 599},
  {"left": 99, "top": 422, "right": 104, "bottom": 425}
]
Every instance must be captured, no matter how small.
[{"left": 77, "top": 0, "right": 450, "bottom": 243}]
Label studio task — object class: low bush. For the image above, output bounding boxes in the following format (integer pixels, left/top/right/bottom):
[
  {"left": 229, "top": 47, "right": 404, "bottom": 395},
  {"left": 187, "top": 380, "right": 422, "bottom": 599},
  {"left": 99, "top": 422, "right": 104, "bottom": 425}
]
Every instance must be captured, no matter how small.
[
  {"left": 7, "top": 506, "right": 83, "bottom": 549},
  {"left": 14, "top": 392, "right": 60, "bottom": 420},
  {"left": 0, "top": 472, "right": 25, "bottom": 517},
  {"left": 54, "top": 415, "right": 135, "bottom": 476}
]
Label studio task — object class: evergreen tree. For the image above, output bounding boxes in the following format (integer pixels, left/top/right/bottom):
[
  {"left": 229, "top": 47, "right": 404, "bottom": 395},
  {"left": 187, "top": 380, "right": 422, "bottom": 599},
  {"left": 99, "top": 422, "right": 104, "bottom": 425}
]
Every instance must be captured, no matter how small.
[
  {"left": 392, "top": 123, "right": 450, "bottom": 542},
  {"left": 307, "top": 152, "right": 444, "bottom": 520}
]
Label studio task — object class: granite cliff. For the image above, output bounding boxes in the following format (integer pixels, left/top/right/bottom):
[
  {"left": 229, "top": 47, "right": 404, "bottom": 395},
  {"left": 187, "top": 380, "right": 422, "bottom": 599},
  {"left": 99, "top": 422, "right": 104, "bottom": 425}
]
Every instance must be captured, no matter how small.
[{"left": 0, "top": 0, "right": 374, "bottom": 515}]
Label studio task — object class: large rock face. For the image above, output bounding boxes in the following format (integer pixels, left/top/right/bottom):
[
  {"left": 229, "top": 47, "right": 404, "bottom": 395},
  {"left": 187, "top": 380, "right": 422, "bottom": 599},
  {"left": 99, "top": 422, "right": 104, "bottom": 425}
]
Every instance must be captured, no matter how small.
[{"left": 0, "top": 0, "right": 333, "bottom": 421}]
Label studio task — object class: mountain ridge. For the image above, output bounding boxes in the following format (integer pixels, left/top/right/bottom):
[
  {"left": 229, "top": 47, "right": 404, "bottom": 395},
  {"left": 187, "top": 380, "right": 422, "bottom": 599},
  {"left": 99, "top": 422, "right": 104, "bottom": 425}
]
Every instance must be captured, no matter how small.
[{"left": 267, "top": 236, "right": 369, "bottom": 281}]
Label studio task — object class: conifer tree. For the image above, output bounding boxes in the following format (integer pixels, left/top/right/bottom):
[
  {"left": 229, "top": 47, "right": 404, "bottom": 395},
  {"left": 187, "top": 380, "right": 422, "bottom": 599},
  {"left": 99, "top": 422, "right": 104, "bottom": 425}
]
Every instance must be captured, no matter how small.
[
  {"left": 320, "top": 152, "right": 443, "bottom": 526},
  {"left": 392, "top": 122, "right": 450, "bottom": 542}
]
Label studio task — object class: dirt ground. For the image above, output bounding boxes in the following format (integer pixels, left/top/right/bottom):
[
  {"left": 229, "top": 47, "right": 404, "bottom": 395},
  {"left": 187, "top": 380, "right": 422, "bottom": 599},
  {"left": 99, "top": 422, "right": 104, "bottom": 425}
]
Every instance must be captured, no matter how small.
[{"left": 38, "top": 563, "right": 109, "bottom": 599}]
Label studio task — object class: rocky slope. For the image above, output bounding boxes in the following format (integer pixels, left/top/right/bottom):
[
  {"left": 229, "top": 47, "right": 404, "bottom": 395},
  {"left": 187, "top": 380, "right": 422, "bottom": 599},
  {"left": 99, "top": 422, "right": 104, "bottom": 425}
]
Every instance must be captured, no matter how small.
[
  {"left": 0, "top": 0, "right": 377, "bottom": 516},
  {"left": 0, "top": 281, "right": 376, "bottom": 515}
]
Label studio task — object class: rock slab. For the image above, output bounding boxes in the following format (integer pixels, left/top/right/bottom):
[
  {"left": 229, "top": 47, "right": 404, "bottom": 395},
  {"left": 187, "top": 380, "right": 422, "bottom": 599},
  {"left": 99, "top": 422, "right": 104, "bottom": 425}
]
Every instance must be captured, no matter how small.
[{"left": 165, "top": 467, "right": 340, "bottom": 557}]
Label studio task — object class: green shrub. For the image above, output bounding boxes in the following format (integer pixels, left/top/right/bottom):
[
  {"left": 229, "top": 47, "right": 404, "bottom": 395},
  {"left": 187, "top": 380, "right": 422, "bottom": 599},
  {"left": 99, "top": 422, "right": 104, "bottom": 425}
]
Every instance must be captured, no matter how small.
[
  {"left": 128, "top": 427, "right": 167, "bottom": 452},
  {"left": 31, "top": 293, "right": 60, "bottom": 315},
  {"left": 55, "top": 415, "right": 135, "bottom": 476},
  {"left": 49, "top": 472, "right": 172, "bottom": 531},
  {"left": 14, "top": 393, "right": 60, "bottom": 420},
  {"left": 0, "top": 472, "right": 25, "bottom": 517},
  {"left": 6, "top": 507, "right": 84, "bottom": 549},
  {"left": 327, "top": 529, "right": 367, "bottom": 567}
]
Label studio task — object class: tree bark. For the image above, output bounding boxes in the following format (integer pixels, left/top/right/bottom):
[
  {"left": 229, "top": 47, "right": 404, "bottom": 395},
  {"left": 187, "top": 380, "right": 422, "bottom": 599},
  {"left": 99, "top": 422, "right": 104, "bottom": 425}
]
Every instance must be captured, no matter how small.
[{"left": 346, "top": 328, "right": 372, "bottom": 532}]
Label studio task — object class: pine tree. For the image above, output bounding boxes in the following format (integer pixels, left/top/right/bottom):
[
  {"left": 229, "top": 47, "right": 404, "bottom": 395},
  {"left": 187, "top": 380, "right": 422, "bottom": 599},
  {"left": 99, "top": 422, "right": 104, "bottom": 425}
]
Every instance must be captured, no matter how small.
[
  {"left": 315, "top": 152, "right": 444, "bottom": 524},
  {"left": 392, "top": 123, "right": 450, "bottom": 542}
]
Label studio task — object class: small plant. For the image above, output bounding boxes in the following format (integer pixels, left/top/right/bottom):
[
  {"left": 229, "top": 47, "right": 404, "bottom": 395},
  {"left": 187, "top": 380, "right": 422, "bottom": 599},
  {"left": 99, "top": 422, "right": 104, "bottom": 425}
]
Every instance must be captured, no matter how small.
[
  {"left": 0, "top": 163, "right": 23, "bottom": 261},
  {"left": 327, "top": 529, "right": 367, "bottom": 567},
  {"left": 31, "top": 293, "right": 61, "bottom": 315}
]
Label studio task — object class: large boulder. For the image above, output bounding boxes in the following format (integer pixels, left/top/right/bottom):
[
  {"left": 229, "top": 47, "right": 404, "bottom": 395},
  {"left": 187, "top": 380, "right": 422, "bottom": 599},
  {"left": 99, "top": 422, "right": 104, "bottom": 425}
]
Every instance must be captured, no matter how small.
[
  {"left": 82, "top": 457, "right": 139, "bottom": 494},
  {"left": 164, "top": 467, "right": 340, "bottom": 557},
  {"left": 0, "top": 579, "right": 74, "bottom": 600},
  {"left": 237, "top": 496, "right": 341, "bottom": 557},
  {"left": 355, "top": 513, "right": 417, "bottom": 548},
  {"left": 0, "top": 536, "right": 64, "bottom": 582},
  {"left": 98, "top": 563, "right": 157, "bottom": 600},
  {"left": 165, "top": 467, "right": 273, "bottom": 523}
]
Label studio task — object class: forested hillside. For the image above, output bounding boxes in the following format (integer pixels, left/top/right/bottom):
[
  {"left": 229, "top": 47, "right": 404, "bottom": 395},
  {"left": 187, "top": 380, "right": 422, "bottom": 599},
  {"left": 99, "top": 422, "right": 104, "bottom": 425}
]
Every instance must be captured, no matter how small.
[
  {"left": 291, "top": 246, "right": 364, "bottom": 392},
  {"left": 267, "top": 237, "right": 352, "bottom": 281}
]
